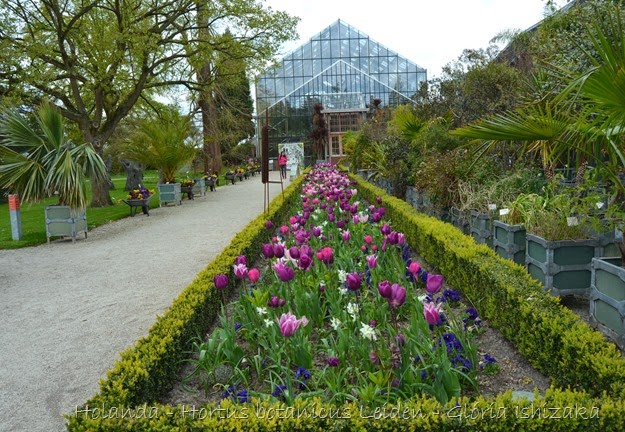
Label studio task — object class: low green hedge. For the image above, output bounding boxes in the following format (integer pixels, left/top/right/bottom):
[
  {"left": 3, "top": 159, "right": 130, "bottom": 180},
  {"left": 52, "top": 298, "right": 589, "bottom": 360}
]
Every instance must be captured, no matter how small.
[{"left": 66, "top": 170, "right": 625, "bottom": 430}]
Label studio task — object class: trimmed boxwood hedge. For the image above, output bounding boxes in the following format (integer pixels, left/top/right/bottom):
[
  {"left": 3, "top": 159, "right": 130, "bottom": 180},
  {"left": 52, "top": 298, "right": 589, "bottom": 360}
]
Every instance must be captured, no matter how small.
[{"left": 65, "top": 170, "right": 625, "bottom": 431}]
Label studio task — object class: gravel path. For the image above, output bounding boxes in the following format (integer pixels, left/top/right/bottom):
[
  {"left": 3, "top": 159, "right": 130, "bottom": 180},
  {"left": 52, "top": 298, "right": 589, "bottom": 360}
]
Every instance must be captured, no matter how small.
[{"left": 0, "top": 172, "right": 290, "bottom": 432}]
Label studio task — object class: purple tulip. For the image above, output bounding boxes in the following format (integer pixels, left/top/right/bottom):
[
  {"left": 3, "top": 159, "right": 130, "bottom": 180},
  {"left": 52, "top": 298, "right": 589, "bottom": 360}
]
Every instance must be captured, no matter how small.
[
  {"left": 341, "top": 230, "right": 350, "bottom": 242},
  {"left": 273, "top": 244, "right": 285, "bottom": 258},
  {"left": 371, "top": 212, "right": 382, "bottom": 223},
  {"left": 262, "top": 243, "right": 275, "bottom": 259},
  {"left": 265, "top": 220, "right": 274, "bottom": 230},
  {"left": 380, "top": 224, "right": 391, "bottom": 236},
  {"left": 312, "top": 226, "right": 322, "bottom": 237},
  {"left": 289, "top": 246, "right": 301, "bottom": 260},
  {"left": 337, "top": 220, "right": 345, "bottom": 229},
  {"left": 389, "top": 284, "right": 406, "bottom": 309},
  {"left": 213, "top": 274, "right": 228, "bottom": 290},
  {"left": 267, "top": 296, "right": 286, "bottom": 308},
  {"left": 235, "top": 255, "right": 247, "bottom": 266},
  {"left": 327, "top": 356, "right": 340, "bottom": 367},
  {"left": 378, "top": 280, "right": 392, "bottom": 299},
  {"left": 369, "top": 319, "right": 377, "bottom": 328},
  {"left": 426, "top": 274, "right": 444, "bottom": 294},
  {"left": 300, "top": 244, "right": 314, "bottom": 258},
  {"left": 273, "top": 261, "right": 295, "bottom": 282},
  {"left": 298, "top": 254, "right": 313, "bottom": 271},
  {"left": 387, "top": 231, "right": 399, "bottom": 245},
  {"left": 346, "top": 272, "right": 361, "bottom": 291}
]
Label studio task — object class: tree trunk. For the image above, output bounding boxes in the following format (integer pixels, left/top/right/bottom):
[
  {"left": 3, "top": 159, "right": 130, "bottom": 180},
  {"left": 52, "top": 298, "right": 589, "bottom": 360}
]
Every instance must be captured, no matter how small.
[
  {"left": 199, "top": 70, "right": 222, "bottom": 174},
  {"left": 90, "top": 175, "right": 113, "bottom": 207}
]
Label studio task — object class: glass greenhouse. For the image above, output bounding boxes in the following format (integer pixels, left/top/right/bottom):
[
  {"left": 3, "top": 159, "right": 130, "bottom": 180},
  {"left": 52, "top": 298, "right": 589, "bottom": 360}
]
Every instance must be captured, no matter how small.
[{"left": 255, "top": 19, "right": 427, "bottom": 165}]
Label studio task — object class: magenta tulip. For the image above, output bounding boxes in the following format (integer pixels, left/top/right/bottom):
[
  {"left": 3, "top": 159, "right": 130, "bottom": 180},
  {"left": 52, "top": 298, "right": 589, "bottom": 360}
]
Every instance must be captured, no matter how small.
[
  {"left": 407, "top": 261, "right": 421, "bottom": 275},
  {"left": 235, "top": 255, "right": 247, "bottom": 266},
  {"left": 364, "top": 235, "right": 373, "bottom": 245},
  {"left": 248, "top": 268, "right": 260, "bottom": 283},
  {"left": 426, "top": 274, "right": 444, "bottom": 294},
  {"left": 341, "top": 230, "right": 350, "bottom": 242},
  {"left": 366, "top": 254, "right": 378, "bottom": 269},
  {"left": 262, "top": 243, "right": 275, "bottom": 259}
]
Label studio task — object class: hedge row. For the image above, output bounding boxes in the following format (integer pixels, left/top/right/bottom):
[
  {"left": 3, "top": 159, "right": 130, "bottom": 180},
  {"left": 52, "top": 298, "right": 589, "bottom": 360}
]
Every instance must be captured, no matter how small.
[{"left": 66, "top": 170, "right": 625, "bottom": 430}]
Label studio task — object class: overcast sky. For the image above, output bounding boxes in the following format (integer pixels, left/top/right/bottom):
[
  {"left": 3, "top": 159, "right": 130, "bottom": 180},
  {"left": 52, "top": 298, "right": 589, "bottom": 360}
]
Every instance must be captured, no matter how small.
[{"left": 264, "top": 0, "right": 569, "bottom": 79}]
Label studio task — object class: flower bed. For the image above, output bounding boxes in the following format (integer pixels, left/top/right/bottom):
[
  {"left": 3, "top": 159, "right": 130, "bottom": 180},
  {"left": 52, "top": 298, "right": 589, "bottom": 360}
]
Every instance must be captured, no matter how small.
[
  {"left": 67, "top": 165, "right": 625, "bottom": 431},
  {"left": 186, "top": 165, "right": 499, "bottom": 406}
]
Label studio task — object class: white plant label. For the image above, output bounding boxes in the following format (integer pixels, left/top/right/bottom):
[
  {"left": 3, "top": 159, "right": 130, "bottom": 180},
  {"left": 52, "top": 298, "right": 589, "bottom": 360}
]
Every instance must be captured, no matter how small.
[
  {"left": 567, "top": 216, "right": 579, "bottom": 227},
  {"left": 488, "top": 203, "right": 497, "bottom": 211},
  {"left": 499, "top": 208, "right": 510, "bottom": 216}
]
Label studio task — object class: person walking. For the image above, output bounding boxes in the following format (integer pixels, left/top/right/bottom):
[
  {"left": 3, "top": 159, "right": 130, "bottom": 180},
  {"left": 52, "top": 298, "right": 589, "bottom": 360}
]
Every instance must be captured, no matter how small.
[{"left": 278, "top": 151, "right": 287, "bottom": 179}]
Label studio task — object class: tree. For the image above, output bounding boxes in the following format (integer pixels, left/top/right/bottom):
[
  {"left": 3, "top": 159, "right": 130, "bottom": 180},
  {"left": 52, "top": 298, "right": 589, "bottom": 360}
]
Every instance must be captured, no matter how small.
[
  {"left": 121, "top": 107, "right": 197, "bottom": 184},
  {"left": 0, "top": 0, "right": 200, "bottom": 206},
  {"left": 191, "top": 1, "right": 298, "bottom": 174},
  {"left": 0, "top": 102, "right": 106, "bottom": 211}
]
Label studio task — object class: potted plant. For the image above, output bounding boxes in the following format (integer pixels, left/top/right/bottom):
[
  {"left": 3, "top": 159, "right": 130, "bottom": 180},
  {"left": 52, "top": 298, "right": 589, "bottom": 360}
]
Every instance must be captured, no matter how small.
[
  {"left": 180, "top": 179, "right": 195, "bottom": 200},
  {"left": 121, "top": 185, "right": 155, "bottom": 216},
  {"left": 204, "top": 172, "right": 218, "bottom": 191},
  {"left": 0, "top": 103, "right": 107, "bottom": 243}
]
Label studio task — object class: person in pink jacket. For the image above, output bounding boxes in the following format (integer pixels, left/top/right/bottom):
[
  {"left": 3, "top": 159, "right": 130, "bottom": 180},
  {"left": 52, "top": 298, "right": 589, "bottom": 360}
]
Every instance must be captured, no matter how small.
[{"left": 278, "top": 151, "right": 287, "bottom": 179}]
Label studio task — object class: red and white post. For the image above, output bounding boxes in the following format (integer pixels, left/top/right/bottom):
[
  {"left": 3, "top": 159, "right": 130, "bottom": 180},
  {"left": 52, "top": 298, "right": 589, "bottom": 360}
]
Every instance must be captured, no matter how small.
[{"left": 8, "top": 194, "right": 22, "bottom": 240}]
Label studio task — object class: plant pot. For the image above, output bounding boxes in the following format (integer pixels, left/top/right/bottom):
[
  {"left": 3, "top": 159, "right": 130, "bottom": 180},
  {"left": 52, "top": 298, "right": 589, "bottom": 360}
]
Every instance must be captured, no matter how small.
[
  {"left": 225, "top": 173, "right": 236, "bottom": 185},
  {"left": 450, "top": 206, "right": 471, "bottom": 235},
  {"left": 45, "top": 205, "right": 87, "bottom": 243},
  {"left": 493, "top": 220, "right": 526, "bottom": 265},
  {"left": 590, "top": 257, "right": 625, "bottom": 349},
  {"left": 525, "top": 233, "right": 600, "bottom": 296},
  {"left": 192, "top": 178, "right": 205, "bottom": 197},
  {"left": 470, "top": 210, "right": 494, "bottom": 247},
  {"left": 157, "top": 183, "right": 182, "bottom": 206},
  {"left": 405, "top": 187, "right": 424, "bottom": 212}
]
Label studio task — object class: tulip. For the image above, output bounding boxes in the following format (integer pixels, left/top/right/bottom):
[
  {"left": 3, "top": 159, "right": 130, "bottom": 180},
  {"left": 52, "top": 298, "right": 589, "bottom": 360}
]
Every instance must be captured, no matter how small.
[
  {"left": 233, "top": 263, "right": 248, "bottom": 279},
  {"left": 289, "top": 246, "right": 301, "bottom": 260},
  {"left": 337, "top": 220, "right": 345, "bottom": 229},
  {"left": 312, "top": 226, "right": 322, "bottom": 237},
  {"left": 262, "top": 243, "right": 275, "bottom": 259},
  {"left": 341, "top": 230, "right": 350, "bottom": 242},
  {"left": 317, "top": 247, "right": 334, "bottom": 265},
  {"left": 300, "top": 244, "right": 314, "bottom": 258},
  {"left": 289, "top": 216, "right": 298, "bottom": 225},
  {"left": 380, "top": 224, "right": 391, "bottom": 236},
  {"left": 298, "top": 254, "right": 313, "bottom": 271},
  {"left": 346, "top": 272, "right": 361, "bottom": 291},
  {"left": 248, "top": 268, "right": 260, "bottom": 283},
  {"left": 366, "top": 254, "right": 378, "bottom": 269},
  {"left": 407, "top": 261, "right": 421, "bottom": 275},
  {"left": 213, "top": 274, "right": 228, "bottom": 290},
  {"left": 387, "top": 231, "right": 399, "bottom": 245},
  {"left": 273, "top": 243, "right": 285, "bottom": 258},
  {"left": 389, "top": 284, "right": 406, "bottom": 309},
  {"left": 235, "top": 255, "right": 247, "bottom": 266},
  {"left": 273, "top": 261, "right": 294, "bottom": 282},
  {"left": 280, "top": 225, "right": 289, "bottom": 235},
  {"left": 327, "top": 356, "right": 340, "bottom": 367},
  {"left": 424, "top": 302, "right": 441, "bottom": 326},
  {"left": 426, "top": 274, "right": 444, "bottom": 294},
  {"left": 267, "top": 296, "right": 286, "bottom": 308},
  {"left": 364, "top": 235, "right": 373, "bottom": 245},
  {"left": 378, "top": 280, "right": 392, "bottom": 299},
  {"left": 265, "top": 220, "right": 274, "bottom": 229},
  {"left": 278, "top": 312, "right": 308, "bottom": 337}
]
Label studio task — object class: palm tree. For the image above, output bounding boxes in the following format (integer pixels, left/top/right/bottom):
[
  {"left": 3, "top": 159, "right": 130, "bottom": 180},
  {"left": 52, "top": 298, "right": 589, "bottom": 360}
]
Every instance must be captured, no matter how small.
[
  {"left": 0, "top": 103, "right": 107, "bottom": 211},
  {"left": 122, "top": 108, "right": 198, "bottom": 184}
]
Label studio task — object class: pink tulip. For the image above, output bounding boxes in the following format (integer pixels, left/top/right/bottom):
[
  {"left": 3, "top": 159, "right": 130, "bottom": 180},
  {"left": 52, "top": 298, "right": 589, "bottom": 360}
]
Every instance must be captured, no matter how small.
[
  {"left": 366, "top": 254, "right": 377, "bottom": 269},
  {"left": 423, "top": 302, "right": 441, "bottom": 326},
  {"left": 278, "top": 312, "right": 309, "bottom": 337},
  {"left": 426, "top": 274, "right": 444, "bottom": 294},
  {"left": 280, "top": 225, "right": 289, "bottom": 235},
  {"left": 364, "top": 235, "right": 373, "bottom": 245},
  {"left": 233, "top": 263, "right": 248, "bottom": 279},
  {"left": 248, "top": 268, "right": 260, "bottom": 283}
]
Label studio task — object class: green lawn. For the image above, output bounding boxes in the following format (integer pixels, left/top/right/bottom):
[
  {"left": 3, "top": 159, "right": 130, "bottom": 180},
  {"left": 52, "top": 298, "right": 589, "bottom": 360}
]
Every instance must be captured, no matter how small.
[{"left": 0, "top": 172, "right": 163, "bottom": 250}]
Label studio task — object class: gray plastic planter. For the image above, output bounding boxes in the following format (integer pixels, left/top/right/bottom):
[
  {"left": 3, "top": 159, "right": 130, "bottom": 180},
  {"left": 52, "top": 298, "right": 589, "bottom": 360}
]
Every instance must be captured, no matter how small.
[
  {"left": 157, "top": 183, "right": 182, "bottom": 206},
  {"left": 590, "top": 257, "right": 625, "bottom": 349},
  {"left": 493, "top": 220, "right": 526, "bottom": 265},
  {"left": 470, "top": 210, "right": 494, "bottom": 247},
  {"left": 45, "top": 205, "right": 87, "bottom": 244}
]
